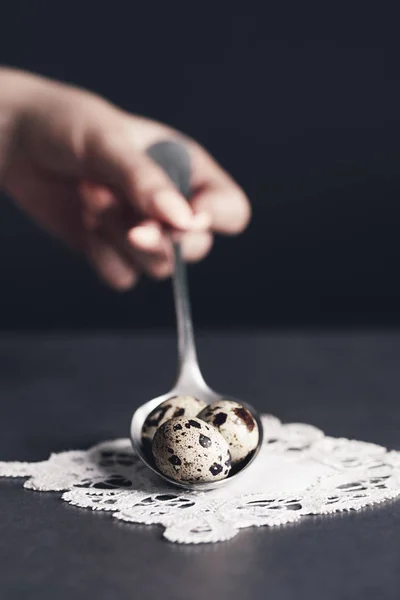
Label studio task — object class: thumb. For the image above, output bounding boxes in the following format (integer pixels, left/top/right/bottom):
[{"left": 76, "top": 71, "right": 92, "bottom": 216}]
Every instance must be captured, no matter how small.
[{"left": 85, "top": 131, "right": 195, "bottom": 230}]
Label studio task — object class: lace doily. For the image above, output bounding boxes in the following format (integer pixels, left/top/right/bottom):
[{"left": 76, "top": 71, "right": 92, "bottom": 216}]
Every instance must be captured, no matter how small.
[{"left": 1, "top": 414, "right": 400, "bottom": 544}]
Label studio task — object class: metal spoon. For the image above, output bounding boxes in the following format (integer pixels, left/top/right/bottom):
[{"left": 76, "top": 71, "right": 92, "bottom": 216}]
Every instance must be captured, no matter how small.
[{"left": 130, "top": 140, "right": 263, "bottom": 490}]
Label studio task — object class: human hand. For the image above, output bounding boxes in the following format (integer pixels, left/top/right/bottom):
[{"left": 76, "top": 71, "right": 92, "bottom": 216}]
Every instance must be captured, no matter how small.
[{"left": 0, "top": 68, "right": 250, "bottom": 289}]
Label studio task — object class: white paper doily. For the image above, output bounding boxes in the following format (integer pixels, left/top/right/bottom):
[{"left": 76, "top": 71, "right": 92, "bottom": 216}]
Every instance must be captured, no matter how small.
[{"left": 1, "top": 414, "right": 400, "bottom": 544}]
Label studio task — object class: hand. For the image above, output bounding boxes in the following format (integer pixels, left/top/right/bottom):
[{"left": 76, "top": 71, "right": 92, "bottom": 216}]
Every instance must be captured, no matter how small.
[{"left": 0, "top": 69, "right": 250, "bottom": 290}]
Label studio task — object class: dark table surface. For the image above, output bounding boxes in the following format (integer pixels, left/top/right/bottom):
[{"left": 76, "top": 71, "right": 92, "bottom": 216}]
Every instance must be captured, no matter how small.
[{"left": 1, "top": 331, "right": 400, "bottom": 600}]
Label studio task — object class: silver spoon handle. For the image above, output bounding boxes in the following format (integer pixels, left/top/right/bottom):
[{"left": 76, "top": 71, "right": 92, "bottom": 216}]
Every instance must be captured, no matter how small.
[
  {"left": 146, "top": 141, "right": 202, "bottom": 387},
  {"left": 171, "top": 239, "right": 198, "bottom": 369}
]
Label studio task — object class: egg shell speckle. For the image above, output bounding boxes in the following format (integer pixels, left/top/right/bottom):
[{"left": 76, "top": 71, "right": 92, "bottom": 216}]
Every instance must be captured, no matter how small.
[
  {"left": 152, "top": 416, "right": 232, "bottom": 483},
  {"left": 141, "top": 396, "right": 207, "bottom": 443},
  {"left": 197, "top": 400, "right": 259, "bottom": 466}
]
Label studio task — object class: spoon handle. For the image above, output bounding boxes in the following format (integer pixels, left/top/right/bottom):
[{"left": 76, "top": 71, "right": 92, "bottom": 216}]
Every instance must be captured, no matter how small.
[{"left": 147, "top": 141, "right": 203, "bottom": 390}]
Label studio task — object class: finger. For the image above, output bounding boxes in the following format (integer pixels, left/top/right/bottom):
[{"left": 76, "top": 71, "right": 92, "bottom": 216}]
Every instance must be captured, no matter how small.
[
  {"left": 133, "top": 231, "right": 213, "bottom": 277},
  {"left": 190, "top": 211, "right": 212, "bottom": 231},
  {"left": 135, "top": 231, "right": 213, "bottom": 276},
  {"left": 127, "top": 210, "right": 211, "bottom": 252},
  {"left": 79, "top": 180, "right": 158, "bottom": 274},
  {"left": 138, "top": 251, "right": 174, "bottom": 280},
  {"left": 128, "top": 220, "right": 164, "bottom": 252},
  {"left": 79, "top": 181, "right": 173, "bottom": 280},
  {"left": 191, "top": 188, "right": 251, "bottom": 235},
  {"left": 116, "top": 227, "right": 212, "bottom": 280},
  {"left": 181, "top": 232, "right": 213, "bottom": 263},
  {"left": 189, "top": 142, "right": 251, "bottom": 235},
  {"left": 130, "top": 235, "right": 174, "bottom": 280},
  {"left": 86, "top": 134, "right": 196, "bottom": 230},
  {"left": 79, "top": 181, "right": 120, "bottom": 234},
  {"left": 79, "top": 181, "right": 117, "bottom": 214},
  {"left": 85, "top": 234, "right": 139, "bottom": 291},
  {"left": 117, "top": 239, "right": 173, "bottom": 281},
  {"left": 80, "top": 178, "right": 211, "bottom": 257},
  {"left": 97, "top": 205, "right": 174, "bottom": 280}
]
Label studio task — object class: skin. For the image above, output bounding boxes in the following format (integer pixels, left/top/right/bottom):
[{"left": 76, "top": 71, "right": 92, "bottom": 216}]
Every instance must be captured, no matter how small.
[{"left": 0, "top": 67, "right": 251, "bottom": 290}]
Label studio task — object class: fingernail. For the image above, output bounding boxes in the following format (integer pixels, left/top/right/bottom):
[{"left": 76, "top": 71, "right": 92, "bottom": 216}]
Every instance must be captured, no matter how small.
[
  {"left": 112, "top": 272, "right": 137, "bottom": 291},
  {"left": 87, "top": 239, "right": 137, "bottom": 291},
  {"left": 128, "top": 224, "right": 161, "bottom": 249},
  {"left": 153, "top": 190, "right": 193, "bottom": 229},
  {"left": 191, "top": 212, "right": 211, "bottom": 231}
]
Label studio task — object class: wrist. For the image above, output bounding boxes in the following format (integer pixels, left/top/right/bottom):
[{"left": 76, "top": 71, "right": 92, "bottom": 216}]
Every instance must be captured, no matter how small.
[
  {"left": 0, "top": 68, "right": 49, "bottom": 189},
  {"left": 0, "top": 73, "right": 18, "bottom": 189}
]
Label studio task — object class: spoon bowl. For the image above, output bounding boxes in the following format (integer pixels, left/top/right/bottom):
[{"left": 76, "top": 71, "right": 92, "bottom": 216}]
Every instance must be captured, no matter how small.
[
  {"left": 130, "top": 141, "right": 263, "bottom": 491},
  {"left": 131, "top": 391, "right": 264, "bottom": 492}
]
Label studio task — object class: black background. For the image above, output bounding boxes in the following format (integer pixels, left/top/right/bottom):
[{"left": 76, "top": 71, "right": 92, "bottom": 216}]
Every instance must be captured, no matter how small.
[{"left": 2, "top": 2, "right": 400, "bottom": 331}]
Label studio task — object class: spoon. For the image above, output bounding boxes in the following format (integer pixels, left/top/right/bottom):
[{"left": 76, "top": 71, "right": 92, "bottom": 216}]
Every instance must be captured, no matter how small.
[{"left": 130, "top": 140, "right": 263, "bottom": 491}]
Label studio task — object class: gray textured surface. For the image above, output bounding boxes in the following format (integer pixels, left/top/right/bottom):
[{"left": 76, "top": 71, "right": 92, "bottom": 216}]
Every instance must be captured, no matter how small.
[{"left": 1, "top": 332, "right": 400, "bottom": 599}]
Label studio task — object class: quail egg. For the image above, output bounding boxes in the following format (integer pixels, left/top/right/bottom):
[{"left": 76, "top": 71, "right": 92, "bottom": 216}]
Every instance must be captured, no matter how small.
[
  {"left": 141, "top": 395, "right": 207, "bottom": 444},
  {"left": 152, "top": 416, "right": 232, "bottom": 483},
  {"left": 198, "top": 400, "right": 259, "bottom": 467}
]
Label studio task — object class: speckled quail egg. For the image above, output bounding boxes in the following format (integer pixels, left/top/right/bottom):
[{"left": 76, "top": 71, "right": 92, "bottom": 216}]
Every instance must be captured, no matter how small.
[
  {"left": 152, "top": 416, "right": 232, "bottom": 483},
  {"left": 197, "top": 400, "right": 259, "bottom": 467},
  {"left": 141, "top": 396, "right": 207, "bottom": 444}
]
